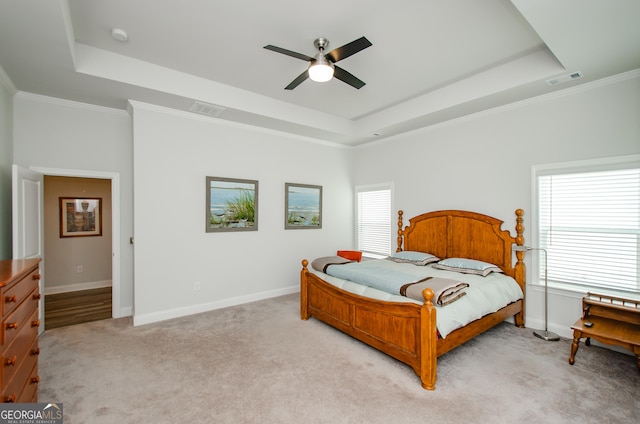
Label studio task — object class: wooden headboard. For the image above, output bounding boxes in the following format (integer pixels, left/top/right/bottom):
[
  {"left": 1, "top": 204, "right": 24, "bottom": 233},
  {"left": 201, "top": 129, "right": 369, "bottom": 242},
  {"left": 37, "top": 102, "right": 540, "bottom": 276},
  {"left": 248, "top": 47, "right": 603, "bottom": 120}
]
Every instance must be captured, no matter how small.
[{"left": 397, "top": 209, "right": 525, "bottom": 285}]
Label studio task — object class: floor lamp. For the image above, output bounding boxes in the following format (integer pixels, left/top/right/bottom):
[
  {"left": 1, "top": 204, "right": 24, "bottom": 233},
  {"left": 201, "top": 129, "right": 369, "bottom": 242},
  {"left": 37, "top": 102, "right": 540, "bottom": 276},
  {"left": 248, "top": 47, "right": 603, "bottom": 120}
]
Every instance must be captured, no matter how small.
[{"left": 513, "top": 245, "right": 560, "bottom": 341}]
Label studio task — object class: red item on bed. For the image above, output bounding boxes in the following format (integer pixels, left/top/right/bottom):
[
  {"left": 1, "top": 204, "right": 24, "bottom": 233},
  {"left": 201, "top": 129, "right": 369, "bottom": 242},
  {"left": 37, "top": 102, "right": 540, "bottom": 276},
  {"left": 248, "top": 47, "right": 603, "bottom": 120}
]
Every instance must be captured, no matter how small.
[{"left": 336, "top": 250, "right": 362, "bottom": 262}]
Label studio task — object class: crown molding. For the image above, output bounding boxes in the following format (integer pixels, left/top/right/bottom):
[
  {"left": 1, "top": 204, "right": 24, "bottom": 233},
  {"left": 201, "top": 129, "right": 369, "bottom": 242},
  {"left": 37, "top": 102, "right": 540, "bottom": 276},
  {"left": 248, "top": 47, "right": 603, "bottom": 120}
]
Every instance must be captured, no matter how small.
[
  {"left": 127, "top": 100, "right": 351, "bottom": 150},
  {"left": 15, "top": 91, "right": 128, "bottom": 116},
  {"left": 358, "top": 68, "right": 640, "bottom": 150}
]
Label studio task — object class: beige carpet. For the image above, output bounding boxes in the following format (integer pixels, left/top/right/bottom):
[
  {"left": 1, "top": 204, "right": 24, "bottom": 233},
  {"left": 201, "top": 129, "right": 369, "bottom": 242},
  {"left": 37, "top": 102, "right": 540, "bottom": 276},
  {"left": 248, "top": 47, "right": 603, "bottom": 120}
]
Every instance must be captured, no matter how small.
[{"left": 38, "top": 293, "right": 639, "bottom": 424}]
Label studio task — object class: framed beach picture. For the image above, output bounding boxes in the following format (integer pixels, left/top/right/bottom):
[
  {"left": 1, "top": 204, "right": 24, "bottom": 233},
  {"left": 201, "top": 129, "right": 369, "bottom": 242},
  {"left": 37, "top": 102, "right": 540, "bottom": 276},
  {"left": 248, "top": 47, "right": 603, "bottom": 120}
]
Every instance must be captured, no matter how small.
[
  {"left": 206, "top": 176, "right": 258, "bottom": 232},
  {"left": 285, "top": 183, "right": 322, "bottom": 229},
  {"left": 60, "top": 197, "right": 102, "bottom": 237}
]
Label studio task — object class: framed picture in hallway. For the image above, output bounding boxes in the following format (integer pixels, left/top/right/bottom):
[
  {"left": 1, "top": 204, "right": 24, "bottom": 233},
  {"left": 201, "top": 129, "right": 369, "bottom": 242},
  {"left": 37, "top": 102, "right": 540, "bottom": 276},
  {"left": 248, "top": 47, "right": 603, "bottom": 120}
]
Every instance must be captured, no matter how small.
[
  {"left": 285, "top": 183, "right": 322, "bottom": 229},
  {"left": 60, "top": 197, "right": 102, "bottom": 237}
]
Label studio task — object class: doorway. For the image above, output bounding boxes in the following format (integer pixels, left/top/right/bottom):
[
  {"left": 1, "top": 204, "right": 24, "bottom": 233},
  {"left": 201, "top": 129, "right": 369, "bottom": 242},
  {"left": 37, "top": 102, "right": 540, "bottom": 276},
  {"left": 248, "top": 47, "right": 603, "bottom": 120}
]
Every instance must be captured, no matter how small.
[
  {"left": 43, "top": 176, "right": 112, "bottom": 328},
  {"left": 28, "top": 166, "right": 122, "bottom": 329}
]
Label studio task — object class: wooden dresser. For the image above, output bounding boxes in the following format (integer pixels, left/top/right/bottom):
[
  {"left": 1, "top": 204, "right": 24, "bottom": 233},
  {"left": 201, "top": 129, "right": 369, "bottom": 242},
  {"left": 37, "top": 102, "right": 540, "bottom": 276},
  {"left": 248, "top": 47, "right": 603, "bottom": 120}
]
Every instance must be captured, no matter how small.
[{"left": 0, "top": 258, "right": 41, "bottom": 403}]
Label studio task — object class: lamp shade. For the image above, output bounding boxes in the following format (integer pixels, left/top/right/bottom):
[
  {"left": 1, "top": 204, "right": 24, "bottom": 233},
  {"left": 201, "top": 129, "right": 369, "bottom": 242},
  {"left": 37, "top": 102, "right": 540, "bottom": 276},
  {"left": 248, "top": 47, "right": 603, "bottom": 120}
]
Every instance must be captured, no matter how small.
[{"left": 308, "top": 53, "right": 334, "bottom": 82}]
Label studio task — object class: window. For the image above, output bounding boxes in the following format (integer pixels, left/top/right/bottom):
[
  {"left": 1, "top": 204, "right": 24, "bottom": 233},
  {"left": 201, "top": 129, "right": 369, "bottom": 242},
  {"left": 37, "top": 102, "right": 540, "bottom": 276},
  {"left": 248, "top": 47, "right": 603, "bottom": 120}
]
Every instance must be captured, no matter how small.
[
  {"left": 533, "top": 155, "right": 640, "bottom": 295},
  {"left": 356, "top": 184, "right": 393, "bottom": 257}
]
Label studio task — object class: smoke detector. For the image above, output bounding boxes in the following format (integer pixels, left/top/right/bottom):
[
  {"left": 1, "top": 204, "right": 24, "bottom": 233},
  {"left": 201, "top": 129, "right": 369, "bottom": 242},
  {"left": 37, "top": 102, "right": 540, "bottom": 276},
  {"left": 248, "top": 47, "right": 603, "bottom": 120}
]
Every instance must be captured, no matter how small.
[{"left": 111, "top": 28, "right": 129, "bottom": 42}]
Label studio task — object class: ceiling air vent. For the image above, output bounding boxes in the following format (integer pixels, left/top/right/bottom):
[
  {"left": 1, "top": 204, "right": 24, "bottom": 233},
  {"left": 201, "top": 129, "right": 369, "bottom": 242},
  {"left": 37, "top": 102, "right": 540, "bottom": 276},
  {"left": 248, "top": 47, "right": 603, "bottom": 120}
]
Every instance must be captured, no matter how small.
[
  {"left": 189, "top": 101, "right": 226, "bottom": 117},
  {"left": 546, "top": 71, "right": 583, "bottom": 86}
]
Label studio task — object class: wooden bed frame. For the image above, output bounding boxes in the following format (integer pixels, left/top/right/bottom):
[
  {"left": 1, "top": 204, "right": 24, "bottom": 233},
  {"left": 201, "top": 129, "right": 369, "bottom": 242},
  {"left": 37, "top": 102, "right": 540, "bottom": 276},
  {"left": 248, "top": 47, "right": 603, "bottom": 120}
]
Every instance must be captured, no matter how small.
[{"left": 300, "top": 209, "right": 526, "bottom": 390}]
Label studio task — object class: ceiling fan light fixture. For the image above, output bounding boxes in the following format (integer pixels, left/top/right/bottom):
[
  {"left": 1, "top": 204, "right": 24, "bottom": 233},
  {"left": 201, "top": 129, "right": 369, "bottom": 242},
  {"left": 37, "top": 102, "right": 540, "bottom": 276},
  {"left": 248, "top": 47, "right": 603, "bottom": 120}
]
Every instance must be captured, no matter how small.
[
  {"left": 264, "top": 36, "right": 370, "bottom": 89},
  {"left": 308, "top": 53, "right": 334, "bottom": 82}
]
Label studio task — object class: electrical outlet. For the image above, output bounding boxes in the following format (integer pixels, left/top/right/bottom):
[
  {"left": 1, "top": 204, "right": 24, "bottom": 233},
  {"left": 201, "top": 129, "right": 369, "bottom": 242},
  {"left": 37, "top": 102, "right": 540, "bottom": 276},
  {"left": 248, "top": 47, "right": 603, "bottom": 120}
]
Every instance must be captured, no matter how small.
[
  {"left": 77, "top": 266, "right": 83, "bottom": 273},
  {"left": 194, "top": 281, "right": 201, "bottom": 291}
]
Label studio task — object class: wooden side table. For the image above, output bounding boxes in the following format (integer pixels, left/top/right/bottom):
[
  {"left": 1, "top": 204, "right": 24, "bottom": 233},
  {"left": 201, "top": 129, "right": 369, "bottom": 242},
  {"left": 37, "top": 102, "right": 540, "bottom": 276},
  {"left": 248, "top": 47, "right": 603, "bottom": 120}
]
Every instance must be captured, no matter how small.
[{"left": 569, "top": 292, "right": 640, "bottom": 373}]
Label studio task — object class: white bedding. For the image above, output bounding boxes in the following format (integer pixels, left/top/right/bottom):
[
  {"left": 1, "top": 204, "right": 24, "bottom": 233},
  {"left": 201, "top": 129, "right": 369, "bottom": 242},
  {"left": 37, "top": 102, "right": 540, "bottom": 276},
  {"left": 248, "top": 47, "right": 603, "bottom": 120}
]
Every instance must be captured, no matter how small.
[{"left": 309, "top": 260, "right": 523, "bottom": 338}]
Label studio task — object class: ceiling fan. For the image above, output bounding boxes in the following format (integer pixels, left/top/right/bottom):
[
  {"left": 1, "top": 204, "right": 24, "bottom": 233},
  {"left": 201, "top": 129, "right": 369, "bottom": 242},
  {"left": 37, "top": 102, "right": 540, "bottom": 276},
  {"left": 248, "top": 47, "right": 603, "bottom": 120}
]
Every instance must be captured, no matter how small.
[{"left": 263, "top": 36, "right": 372, "bottom": 90}]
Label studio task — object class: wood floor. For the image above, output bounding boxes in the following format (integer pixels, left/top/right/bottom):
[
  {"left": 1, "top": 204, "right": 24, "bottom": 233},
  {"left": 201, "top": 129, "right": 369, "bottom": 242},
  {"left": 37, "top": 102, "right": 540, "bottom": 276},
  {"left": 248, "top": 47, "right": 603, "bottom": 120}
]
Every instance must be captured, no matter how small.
[{"left": 44, "top": 287, "right": 112, "bottom": 330}]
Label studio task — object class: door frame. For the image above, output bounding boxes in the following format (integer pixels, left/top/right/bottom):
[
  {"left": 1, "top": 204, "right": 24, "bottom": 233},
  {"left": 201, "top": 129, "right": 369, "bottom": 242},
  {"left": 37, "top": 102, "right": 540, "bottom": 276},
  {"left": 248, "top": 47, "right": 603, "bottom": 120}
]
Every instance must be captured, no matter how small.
[
  {"left": 12, "top": 165, "right": 45, "bottom": 333},
  {"left": 31, "top": 166, "right": 121, "bottom": 318}
]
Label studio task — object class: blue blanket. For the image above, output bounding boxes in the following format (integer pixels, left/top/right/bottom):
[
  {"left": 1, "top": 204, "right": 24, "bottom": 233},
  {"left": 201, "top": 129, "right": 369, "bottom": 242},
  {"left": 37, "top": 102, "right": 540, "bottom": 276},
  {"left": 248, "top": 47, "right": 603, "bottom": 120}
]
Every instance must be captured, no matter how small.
[{"left": 325, "top": 260, "right": 428, "bottom": 295}]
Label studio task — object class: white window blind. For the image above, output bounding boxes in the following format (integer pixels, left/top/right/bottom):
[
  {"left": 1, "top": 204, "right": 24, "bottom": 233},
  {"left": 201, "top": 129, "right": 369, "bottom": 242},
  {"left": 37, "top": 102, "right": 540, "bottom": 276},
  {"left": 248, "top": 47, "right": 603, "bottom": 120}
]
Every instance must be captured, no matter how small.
[
  {"left": 536, "top": 160, "right": 640, "bottom": 295},
  {"left": 357, "top": 186, "right": 392, "bottom": 256}
]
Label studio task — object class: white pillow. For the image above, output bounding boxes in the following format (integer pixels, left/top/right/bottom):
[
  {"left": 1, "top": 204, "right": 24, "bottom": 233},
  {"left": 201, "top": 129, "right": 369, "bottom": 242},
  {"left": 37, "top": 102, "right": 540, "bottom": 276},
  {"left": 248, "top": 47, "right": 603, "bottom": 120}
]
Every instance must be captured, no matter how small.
[
  {"left": 432, "top": 258, "right": 503, "bottom": 276},
  {"left": 387, "top": 251, "right": 439, "bottom": 266}
]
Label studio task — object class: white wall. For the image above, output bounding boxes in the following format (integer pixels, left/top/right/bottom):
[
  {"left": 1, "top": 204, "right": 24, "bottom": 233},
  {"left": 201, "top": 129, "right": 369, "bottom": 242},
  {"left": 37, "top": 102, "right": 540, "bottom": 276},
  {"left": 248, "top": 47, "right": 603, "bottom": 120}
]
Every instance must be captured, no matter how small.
[
  {"left": 12, "top": 93, "right": 133, "bottom": 316},
  {"left": 130, "top": 103, "right": 354, "bottom": 324},
  {"left": 10, "top": 71, "right": 639, "bottom": 336},
  {"left": 354, "top": 71, "right": 640, "bottom": 338},
  {"left": 0, "top": 70, "right": 13, "bottom": 260}
]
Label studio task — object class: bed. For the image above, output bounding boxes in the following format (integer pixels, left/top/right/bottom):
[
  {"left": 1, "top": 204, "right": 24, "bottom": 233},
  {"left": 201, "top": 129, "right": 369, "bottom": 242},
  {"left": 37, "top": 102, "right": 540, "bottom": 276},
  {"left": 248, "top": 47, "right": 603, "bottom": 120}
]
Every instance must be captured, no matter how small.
[{"left": 300, "top": 209, "right": 526, "bottom": 390}]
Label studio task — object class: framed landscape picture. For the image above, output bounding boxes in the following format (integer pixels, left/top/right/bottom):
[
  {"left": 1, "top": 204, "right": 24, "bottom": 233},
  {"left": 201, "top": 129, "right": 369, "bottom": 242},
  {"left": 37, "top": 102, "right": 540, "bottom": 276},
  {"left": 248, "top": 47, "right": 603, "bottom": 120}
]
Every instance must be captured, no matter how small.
[
  {"left": 285, "top": 183, "right": 322, "bottom": 229},
  {"left": 206, "top": 176, "right": 258, "bottom": 232},
  {"left": 60, "top": 197, "right": 102, "bottom": 237}
]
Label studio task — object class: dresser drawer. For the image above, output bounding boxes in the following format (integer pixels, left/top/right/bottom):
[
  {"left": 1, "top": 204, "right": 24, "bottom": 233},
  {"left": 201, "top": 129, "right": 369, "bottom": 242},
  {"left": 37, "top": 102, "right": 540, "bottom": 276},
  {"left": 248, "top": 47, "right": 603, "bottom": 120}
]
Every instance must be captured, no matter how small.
[
  {"left": 1, "top": 291, "right": 39, "bottom": 347},
  {"left": 2, "top": 309, "right": 39, "bottom": 390},
  {"left": 21, "top": 362, "right": 39, "bottom": 403},
  {"left": 1, "top": 338, "right": 39, "bottom": 403},
  {"left": 2, "top": 268, "right": 40, "bottom": 319}
]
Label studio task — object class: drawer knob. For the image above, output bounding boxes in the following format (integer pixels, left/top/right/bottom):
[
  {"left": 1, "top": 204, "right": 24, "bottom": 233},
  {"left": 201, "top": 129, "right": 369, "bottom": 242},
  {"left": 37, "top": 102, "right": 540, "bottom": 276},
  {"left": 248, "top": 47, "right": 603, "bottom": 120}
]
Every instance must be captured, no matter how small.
[
  {"left": 5, "top": 295, "right": 17, "bottom": 303},
  {"left": 32, "top": 347, "right": 41, "bottom": 356},
  {"left": 31, "top": 319, "right": 41, "bottom": 328},
  {"left": 4, "top": 394, "right": 16, "bottom": 403},
  {"left": 32, "top": 274, "right": 41, "bottom": 280},
  {"left": 33, "top": 293, "right": 42, "bottom": 300},
  {"left": 5, "top": 355, "right": 16, "bottom": 366},
  {"left": 6, "top": 322, "right": 18, "bottom": 330},
  {"left": 31, "top": 375, "right": 40, "bottom": 384}
]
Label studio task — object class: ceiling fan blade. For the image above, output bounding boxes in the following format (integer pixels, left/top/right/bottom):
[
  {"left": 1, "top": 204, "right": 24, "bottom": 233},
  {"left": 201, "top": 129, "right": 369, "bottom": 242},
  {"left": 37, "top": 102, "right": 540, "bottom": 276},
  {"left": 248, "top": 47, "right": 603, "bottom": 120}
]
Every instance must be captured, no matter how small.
[
  {"left": 263, "top": 45, "right": 314, "bottom": 62},
  {"left": 333, "top": 66, "right": 366, "bottom": 89},
  {"left": 284, "top": 70, "right": 309, "bottom": 90},
  {"left": 325, "top": 37, "right": 372, "bottom": 63}
]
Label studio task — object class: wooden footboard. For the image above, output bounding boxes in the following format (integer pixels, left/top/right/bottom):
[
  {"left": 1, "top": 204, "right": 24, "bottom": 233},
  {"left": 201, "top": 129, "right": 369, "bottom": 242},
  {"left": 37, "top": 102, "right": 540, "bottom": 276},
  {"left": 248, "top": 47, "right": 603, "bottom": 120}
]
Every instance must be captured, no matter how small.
[
  {"left": 301, "top": 261, "right": 438, "bottom": 389},
  {"left": 301, "top": 262, "right": 523, "bottom": 390}
]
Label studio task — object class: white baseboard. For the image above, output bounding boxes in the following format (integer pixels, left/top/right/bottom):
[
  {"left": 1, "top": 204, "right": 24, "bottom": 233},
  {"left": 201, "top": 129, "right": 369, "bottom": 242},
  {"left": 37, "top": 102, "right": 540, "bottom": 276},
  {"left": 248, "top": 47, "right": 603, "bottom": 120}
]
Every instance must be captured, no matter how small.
[
  {"left": 133, "top": 285, "right": 299, "bottom": 327},
  {"left": 44, "top": 280, "right": 112, "bottom": 295}
]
